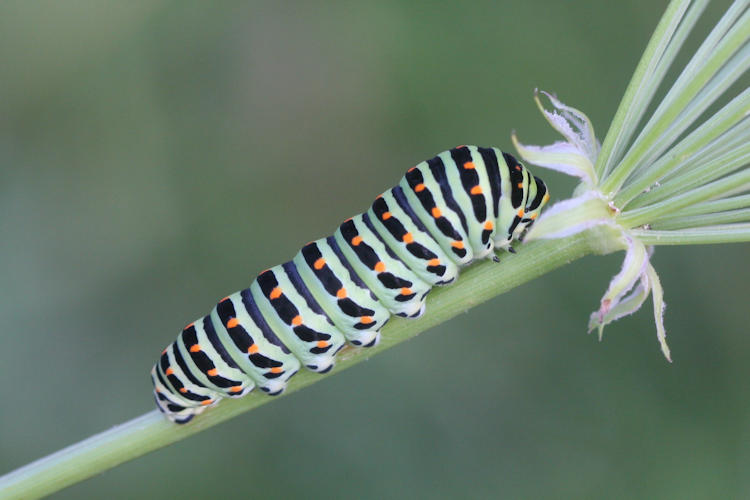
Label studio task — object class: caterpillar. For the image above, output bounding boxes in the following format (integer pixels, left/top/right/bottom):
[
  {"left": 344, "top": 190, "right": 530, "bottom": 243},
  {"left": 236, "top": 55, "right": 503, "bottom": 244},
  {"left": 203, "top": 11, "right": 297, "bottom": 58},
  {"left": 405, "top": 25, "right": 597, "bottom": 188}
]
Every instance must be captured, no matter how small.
[{"left": 151, "top": 146, "right": 550, "bottom": 423}]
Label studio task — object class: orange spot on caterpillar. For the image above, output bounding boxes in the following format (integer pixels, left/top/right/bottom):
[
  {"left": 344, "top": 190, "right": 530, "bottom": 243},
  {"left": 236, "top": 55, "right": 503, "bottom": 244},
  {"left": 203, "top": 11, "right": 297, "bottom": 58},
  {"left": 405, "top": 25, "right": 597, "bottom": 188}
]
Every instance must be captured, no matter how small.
[
  {"left": 229, "top": 386, "right": 243, "bottom": 393},
  {"left": 463, "top": 161, "right": 475, "bottom": 169},
  {"left": 518, "top": 209, "right": 525, "bottom": 217},
  {"left": 269, "top": 287, "right": 282, "bottom": 299},
  {"left": 543, "top": 193, "right": 550, "bottom": 202},
  {"left": 456, "top": 145, "right": 466, "bottom": 149},
  {"left": 414, "top": 183, "right": 426, "bottom": 192},
  {"left": 428, "top": 258, "right": 440, "bottom": 266},
  {"left": 382, "top": 211, "right": 392, "bottom": 220},
  {"left": 408, "top": 166, "right": 416, "bottom": 172},
  {"left": 200, "top": 399, "right": 214, "bottom": 406},
  {"left": 189, "top": 344, "right": 201, "bottom": 353},
  {"left": 514, "top": 165, "right": 521, "bottom": 171},
  {"left": 517, "top": 182, "right": 524, "bottom": 189},
  {"left": 316, "top": 340, "right": 329, "bottom": 348},
  {"left": 185, "top": 322, "right": 194, "bottom": 330},
  {"left": 400, "top": 287, "right": 413, "bottom": 296},
  {"left": 269, "top": 367, "right": 283, "bottom": 374},
  {"left": 207, "top": 368, "right": 218, "bottom": 377},
  {"left": 360, "top": 316, "right": 373, "bottom": 324},
  {"left": 374, "top": 261, "right": 386, "bottom": 272},
  {"left": 484, "top": 221, "right": 494, "bottom": 230},
  {"left": 227, "top": 318, "right": 239, "bottom": 328},
  {"left": 313, "top": 257, "right": 326, "bottom": 270},
  {"left": 165, "top": 367, "right": 174, "bottom": 376},
  {"left": 179, "top": 388, "right": 188, "bottom": 393},
  {"left": 402, "top": 232, "right": 414, "bottom": 244},
  {"left": 531, "top": 213, "right": 538, "bottom": 220},
  {"left": 247, "top": 344, "right": 259, "bottom": 354},
  {"left": 351, "top": 235, "right": 363, "bottom": 246},
  {"left": 470, "top": 185, "right": 483, "bottom": 195},
  {"left": 291, "top": 315, "right": 303, "bottom": 326},
  {"left": 451, "top": 240, "right": 464, "bottom": 249},
  {"left": 431, "top": 207, "right": 442, "bottom": 218},
  {"left": 336, "top": 288, "right": 347, "bottom": 299}
]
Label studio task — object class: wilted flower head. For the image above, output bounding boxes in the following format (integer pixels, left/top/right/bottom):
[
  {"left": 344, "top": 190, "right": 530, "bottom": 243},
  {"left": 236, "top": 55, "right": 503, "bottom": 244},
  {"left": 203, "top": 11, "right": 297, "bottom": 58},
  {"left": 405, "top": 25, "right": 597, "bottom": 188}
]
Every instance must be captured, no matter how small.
[{"left": 510, "top": 2, "right": 749, "bottom": 360}]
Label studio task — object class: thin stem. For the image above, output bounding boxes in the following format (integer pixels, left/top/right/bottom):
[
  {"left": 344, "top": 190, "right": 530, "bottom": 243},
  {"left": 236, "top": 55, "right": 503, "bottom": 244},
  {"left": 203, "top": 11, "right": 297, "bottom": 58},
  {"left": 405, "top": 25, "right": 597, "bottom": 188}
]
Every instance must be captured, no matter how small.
[
  {"left": 596, "top": 0, "right": 692, "bottom": 179},
  {"left": 631, "top": 223, "right": 750, "bottom": 244},
  {"left": 619, "top": 167, "right": 750, "bottom": 228},
  {"left": 660, "top": 118, "right": 750, "bottom": 183},
  {"left": 663, "top": 193, "right": 750, "bottom": 216},
  {"left": 0, "top": 232, "right": 599, "bottom": 500},
  {"left": 602, "top": 4, "right": 750, "bottom": 195},
  {"left": 650, "top": 207, "right": 750, "bottom": 229},
  {"left": 628, "top": 41, "right": 750, "bottom": 181},
  {"left": 601, "top": 0, "right": 710, "bottom": 180},
  {"left": 626, "top": 140, "right": 750, "bottom": 210},
  {"left": 615, "top": 89, "right": 750, "bottom": 208}
]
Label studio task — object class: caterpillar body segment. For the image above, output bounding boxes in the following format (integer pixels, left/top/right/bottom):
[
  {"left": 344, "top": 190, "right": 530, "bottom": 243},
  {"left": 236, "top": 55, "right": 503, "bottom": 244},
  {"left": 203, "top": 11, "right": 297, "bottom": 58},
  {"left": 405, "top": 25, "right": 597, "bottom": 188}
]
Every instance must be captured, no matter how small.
[
  {"left": 293, "top": 239, "right": 389, "bottom": 347},
  {"left": 152, "top": 146, "right": 549, "bottom": 423}
]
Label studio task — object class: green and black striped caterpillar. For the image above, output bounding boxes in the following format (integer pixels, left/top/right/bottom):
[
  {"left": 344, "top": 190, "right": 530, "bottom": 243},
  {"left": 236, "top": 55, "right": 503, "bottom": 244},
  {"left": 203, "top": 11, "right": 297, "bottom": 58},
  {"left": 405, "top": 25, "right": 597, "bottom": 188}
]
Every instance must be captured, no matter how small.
[{"left": 152, "top": 146, "right": 550, "bottom": 423}]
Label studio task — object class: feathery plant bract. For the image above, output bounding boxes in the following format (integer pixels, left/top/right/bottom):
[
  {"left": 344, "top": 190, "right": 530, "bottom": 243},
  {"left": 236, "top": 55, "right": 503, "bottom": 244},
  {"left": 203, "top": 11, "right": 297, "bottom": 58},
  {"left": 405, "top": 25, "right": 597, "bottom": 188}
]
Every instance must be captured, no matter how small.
[{"left": 0, "top": 1, "right": 748, "bottom": 498}]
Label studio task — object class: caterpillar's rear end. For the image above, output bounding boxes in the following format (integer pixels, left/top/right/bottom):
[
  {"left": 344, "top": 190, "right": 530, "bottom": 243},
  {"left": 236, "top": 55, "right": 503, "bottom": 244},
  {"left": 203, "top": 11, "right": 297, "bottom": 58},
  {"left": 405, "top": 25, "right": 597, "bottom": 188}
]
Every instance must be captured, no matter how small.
[{"left": 152, "top": 146, "right": 549, "bottom": 423}]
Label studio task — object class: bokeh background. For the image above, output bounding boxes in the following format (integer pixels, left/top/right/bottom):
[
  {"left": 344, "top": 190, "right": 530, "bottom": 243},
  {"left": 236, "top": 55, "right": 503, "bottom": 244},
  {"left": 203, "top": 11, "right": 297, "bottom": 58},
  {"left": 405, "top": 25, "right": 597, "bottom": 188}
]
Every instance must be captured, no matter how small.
[{"left": 1, "top": 1, "right": 748, "bottom": 498}]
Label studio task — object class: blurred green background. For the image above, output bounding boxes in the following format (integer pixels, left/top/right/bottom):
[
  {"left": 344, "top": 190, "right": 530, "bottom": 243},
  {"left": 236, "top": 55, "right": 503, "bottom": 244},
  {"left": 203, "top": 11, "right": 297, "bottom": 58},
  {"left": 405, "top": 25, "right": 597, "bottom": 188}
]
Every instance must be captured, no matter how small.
[{"left": 1, "top": 1, "right": 748, "bottom": 498}]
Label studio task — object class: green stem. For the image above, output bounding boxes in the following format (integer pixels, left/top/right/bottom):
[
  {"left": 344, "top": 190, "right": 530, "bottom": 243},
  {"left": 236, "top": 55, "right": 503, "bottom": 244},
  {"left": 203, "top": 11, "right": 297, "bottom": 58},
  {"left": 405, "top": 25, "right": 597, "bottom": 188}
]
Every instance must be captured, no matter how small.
[
  {"left": 663, "top": 194, "right": 750, "bottom": 217},
  {"left": 616, "top": 89, "right": 750, "bottom": 208},
  {"left": 631, "top": 224, "right": 750, "bottom": 245},
  {"left": 602, "top": 3, "right": 750, "bottom": 196},
  {"left": 618, "top": 168, "right": 750, "bottom": 228},
  {"left": 0, "top": 232, "right": 601, "bottom": 500},
  {"left": 624, "top": 138, "right": 750, "bottom": 211},
  {"left": 596, "top": 0, "right": 690, "bottom": 180},
  {"left": 650, "top": 207, "right": 750, "bottom": 230}
]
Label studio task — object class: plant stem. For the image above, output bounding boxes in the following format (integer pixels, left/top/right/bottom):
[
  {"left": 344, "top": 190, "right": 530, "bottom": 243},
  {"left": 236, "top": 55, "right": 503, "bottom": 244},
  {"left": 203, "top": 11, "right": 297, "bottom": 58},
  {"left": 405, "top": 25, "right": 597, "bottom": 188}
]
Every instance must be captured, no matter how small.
[
  {"left": 602, "top": 2, "right": 750, "bottom": 196},
  {"left": 616, "top": 89, "right": 750, "bottom": 208},
  {"left": 618, "top": 168, "right": 750, "bottom": 228},
  {"left": 0, "top": 232, "right": 600, "bottom": 500},
  {"left": 622, "top": 135, "right": 750, "bottom": 210},
  {"left": 650, "top": 207, "right": 750, "bottom": 229},
  {"left": 631, "top": 224, "right": 750, "bottom": 245},
  {"left": 596, "top": 0, "right": 691, "bottom": 181}
]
